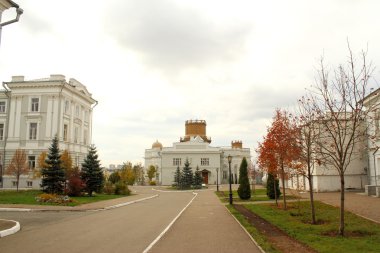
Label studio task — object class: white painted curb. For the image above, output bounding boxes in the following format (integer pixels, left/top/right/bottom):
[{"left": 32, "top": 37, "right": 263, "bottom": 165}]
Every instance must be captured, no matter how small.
[{"left": 0, "top": 219, "right": 20, "bottom": 238}]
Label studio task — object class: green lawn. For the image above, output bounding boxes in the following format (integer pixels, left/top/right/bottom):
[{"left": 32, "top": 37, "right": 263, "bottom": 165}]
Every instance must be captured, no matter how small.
[
  {"left": 216, "top": 189, "right": 297, "bottom": 202},
  {"left": 0, "top": 190, "right": 127, "bottom": 206},
  {"left": 242, "top": 201, "right": 380, "bottom": 253}
]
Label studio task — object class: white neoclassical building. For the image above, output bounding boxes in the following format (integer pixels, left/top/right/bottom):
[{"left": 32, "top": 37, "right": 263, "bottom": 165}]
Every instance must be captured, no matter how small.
[
  {"left": 0, "top": 74, "right": 97, "bottom": 189},
  {"left": 145, "top": 120, "right": 251, "bottom": 185}
]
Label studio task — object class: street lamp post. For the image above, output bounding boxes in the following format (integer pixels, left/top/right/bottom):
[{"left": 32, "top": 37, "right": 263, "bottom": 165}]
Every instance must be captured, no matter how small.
[
  {"left": 216, "top": 167, "right": 219, "bottom": 192},
  {"left": 228, "top": 155, "right": 233, "bottom": 205}
]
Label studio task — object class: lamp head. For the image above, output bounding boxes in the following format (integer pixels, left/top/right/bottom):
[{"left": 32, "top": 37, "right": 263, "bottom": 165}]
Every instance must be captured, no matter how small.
[{"left": 227, "top": 155, "right": 232, "bottom": 163}]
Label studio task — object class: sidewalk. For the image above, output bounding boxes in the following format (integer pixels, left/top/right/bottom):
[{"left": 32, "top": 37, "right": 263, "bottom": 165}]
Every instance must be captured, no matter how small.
[
  {"left": 300, "top": 191, "right": 380, "bottom": 223},
  {"left": 149, "top": 189, "right": 263, "bottom": 253}
]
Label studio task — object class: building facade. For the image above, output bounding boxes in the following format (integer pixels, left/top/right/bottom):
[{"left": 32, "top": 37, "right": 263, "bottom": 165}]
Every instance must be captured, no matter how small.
[
  {"left": 145, "top": 120, "right": 251, "bottom": 185},
  {"left": 0, "top": 74, "right": 97, "bottom": 189}
]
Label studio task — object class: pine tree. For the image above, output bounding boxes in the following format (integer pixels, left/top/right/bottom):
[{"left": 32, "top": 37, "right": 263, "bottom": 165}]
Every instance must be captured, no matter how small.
[
  {"left": 237, "top": 157, "right": 251, "bottom": 200},
  {"left": 81, "top": 145, "right": 104, "bottom": 196},
  {"left": 193, "top": 166, "right": 203, "bottom": 189},
  {"left": 181, "top": 159, "right": 193, "bottom": 189},
  {"left": 266, "top": 173, "right": 281, "bottom": 199},
  {"left": 40, "top": 136, "right": 65, "bottom": 194},
  {"left": 173, "top": 166, "right": 181, "bottom": 189}
]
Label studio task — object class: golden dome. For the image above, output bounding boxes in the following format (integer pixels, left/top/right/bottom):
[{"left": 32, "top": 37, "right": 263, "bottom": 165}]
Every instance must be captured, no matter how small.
[{"left": 152, "top": 140, "right": 163, "bottom": 149}]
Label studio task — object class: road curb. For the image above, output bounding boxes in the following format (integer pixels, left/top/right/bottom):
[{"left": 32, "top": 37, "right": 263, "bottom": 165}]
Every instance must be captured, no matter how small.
[
  {"left": 224, "top": 205, "right": 266, "bottom": 253},
  {"left": 0, "top": 219, "right": 20, "bottom": 238},
  {"left": 0, "top": 194, "right": 159, "bottom": 212}
]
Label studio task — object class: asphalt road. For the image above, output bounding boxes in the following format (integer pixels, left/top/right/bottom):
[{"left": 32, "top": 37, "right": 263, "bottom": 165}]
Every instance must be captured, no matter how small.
[{"left": 0, "top": 189, "right": 195, "bottom": 253}]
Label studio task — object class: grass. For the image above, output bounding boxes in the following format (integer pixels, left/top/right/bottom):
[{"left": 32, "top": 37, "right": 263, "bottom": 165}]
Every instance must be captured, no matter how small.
[
  {"left": 216, "top": 188, "right": 297, "bottom": 202},
  {"left": 226, "top": 205, "right": 280, "bottom": 253},
  {"left": 0, "top": 190, "right": 127, "bottom": 206},
  {"left": 243, "top": 201, "right": 380, "bottom": 253}
]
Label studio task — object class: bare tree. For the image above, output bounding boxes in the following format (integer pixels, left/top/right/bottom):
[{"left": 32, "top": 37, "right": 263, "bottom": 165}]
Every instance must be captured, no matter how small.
[
  {"left": 6, "top": 149, "right": 29, "bottom": 191},
  {"left": 294, "top": 96, "right": 321, "bottom": 224},
  {"left": 307, "top": 45, "right": 374, "bottom": 236}
]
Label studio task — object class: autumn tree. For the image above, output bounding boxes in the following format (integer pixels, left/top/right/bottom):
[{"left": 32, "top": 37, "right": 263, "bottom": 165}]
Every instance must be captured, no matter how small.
[
  {"left": 81, "top": 145, "right": 104, "bottom": 196},
  {"left": 41, "top": 136, "right": 65, "bottom": 194},
  {"left": 6, "top": 149, "right": 28, "bottom": 191},
  {"left": 293, "top": 96, "right": 321, "bottom": 224},
  {"left": 257, "top": 109, "right": 301, "bottom": 209},
  {"left": 238, "top": 157, "right": 251, "bottom": 200},
  {"left": 147, "top": 165, "right": 156, "bottom": 183},
  {"left": 305, "top": 46, "right": 374, "bottom": 236},
  {"left": 35, "top": 151, "right": 48, "bottom": 178},
  {"left": 61, "top": 150, "right": 73, "bottom": 181},
  {"left": 120, "top": 162, "right": 136, "bottom": 185},
  {"left": 133, "top": 163, "right": 144, "bottom": 185}
]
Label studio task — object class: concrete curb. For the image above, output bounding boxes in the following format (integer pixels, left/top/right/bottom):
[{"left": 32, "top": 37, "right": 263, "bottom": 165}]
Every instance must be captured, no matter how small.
[
  {"left": 0, "top": 194, "right": 159, "bottom": 212},
  {"left": 0, "top": 219, "right": 20, "bottom": 238},
  {"left": 224, "top": 205, "right": 266, "bottom": 253}
]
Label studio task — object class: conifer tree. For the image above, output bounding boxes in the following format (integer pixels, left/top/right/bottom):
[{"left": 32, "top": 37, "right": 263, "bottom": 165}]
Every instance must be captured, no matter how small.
[
  {"left": 41, "top": 136, "right": 65, "bottom": 194},
  {"left": 181, "top": 159, "right": 193, "bottom": 189},
  {"left": 237, "top": 157, "right": 251, "bottom": 200},
  {"left": 266, "top": 173, "right": 281, "bottom": 199},
  {"left": 81, "top": 145, "right": 104, "bottom": 196},
  {"left": 193, "top": 166, "right": 203, "bottom": 189},
  {"left": 173, "top": 166, "right": 181, "bottom": 189}
]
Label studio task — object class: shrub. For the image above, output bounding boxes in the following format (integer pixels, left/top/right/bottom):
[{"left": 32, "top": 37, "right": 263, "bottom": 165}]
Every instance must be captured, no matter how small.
[
  {"left": 114, "top": 182, "right": 130, "bottom": 195},
  {"left": 67, "top": 174, "right": 85, "bottom": 197},
  {"left": 103, "top": 181, "right": 115, "bottom": 195},
  {"left": 149, "top": 180, "right": 156, "bottom": 186}
]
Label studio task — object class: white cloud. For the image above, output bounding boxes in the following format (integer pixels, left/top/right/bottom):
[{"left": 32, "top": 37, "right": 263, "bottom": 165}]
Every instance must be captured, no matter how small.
[{"left": 1, "top": 0, "right": 380, "bottom": 166}]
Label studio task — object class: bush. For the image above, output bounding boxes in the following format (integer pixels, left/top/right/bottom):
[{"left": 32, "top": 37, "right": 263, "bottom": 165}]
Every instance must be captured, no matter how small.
[
  {"left": 103, "top": 181, "right": 115, "bottom": 195},
  {"left": 114, "top": 182, "right": 130, "bottom": 195},
  {"left": 67, "top": 174, "right": 85, "bottom": 197},
  {"left": 149, "top": 180, "right": 156, "bottom": 186}
]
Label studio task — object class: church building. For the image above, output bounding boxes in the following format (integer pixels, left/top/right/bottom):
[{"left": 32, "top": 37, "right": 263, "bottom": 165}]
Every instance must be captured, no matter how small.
[{"left": 144, "top": 120, "right": 251, "bottom": 185}]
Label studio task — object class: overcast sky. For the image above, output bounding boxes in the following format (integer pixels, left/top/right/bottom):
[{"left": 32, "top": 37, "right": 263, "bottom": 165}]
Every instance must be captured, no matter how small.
[{"left": 1, "top": 0, "right": 380, "bottom": 167}]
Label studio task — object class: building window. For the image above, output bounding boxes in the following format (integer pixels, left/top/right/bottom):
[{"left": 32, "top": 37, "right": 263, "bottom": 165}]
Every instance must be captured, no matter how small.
[
  {"left": 0, "top": 101, "right": 6, "bottom": 113},
  {"left": 74, "top": 127, "right": 78, "bottom": 143},
  {"left": 223, "top": 171, "right": 227, "bottom": 179},
  {"left": 31, "top": 98, "right": 39, "bottom": 112},
  {"left": 27, "top": 181, "right": 33, "bottom": 187},
  {"left": 201, "top": 158, "right": 209, "bottom": 166},
  {"left": 0, "top": 123, "right": 4, "bottom": 140},
  {"left": 83, "top": 130, "right": 88, "bottom": 145},
  {"left": 29, "top": 123, "right": 37, "bottom": 140},
  {"left": 12, "top": 181, "right": 17, "bottom": 187},
  {"left": 64, "top": 100, "right": 70, "bottom": 114},
  {"left": 173, "top": 158, "right": 181, "bottom": 166},
  {"left": 28, "top": 156, "right": 36, "bottom": 170},
  {"left": 75, "top": 105, "right": 80, "bottom": 117},
  {"left": 63, "top": 124, "right": 68, "bottom": 141},
  {"left": 84, "top": 110, "right": 89, "bottom": 122}
]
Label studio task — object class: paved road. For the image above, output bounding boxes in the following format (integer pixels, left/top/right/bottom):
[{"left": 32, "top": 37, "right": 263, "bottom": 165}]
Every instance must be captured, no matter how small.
[{"left": 0, "top": 188, "right": 195, "bottom": 253}]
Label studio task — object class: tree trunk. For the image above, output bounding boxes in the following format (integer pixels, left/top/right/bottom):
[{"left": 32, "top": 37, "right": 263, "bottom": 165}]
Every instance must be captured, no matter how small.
[
  {"left": 339, "top": 174, "right": 345, "bottom": 236},
  {"left": 308, "top": 173, "right": 316, "bottom": 224},
  {"left": 16, "top": 174, "right": 19, "bottom": 192},
  {"left": 274, "top": 176, "right": 278, "bottom": 206},
  {"left": 281, "top": 163, "right": 287, "bottom": 210}
]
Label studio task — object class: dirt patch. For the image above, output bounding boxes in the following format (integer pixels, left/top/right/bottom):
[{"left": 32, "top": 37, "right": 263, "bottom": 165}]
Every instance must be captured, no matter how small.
[{"left": 234, "top": 204, "right": 317, "bottom": 253}]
